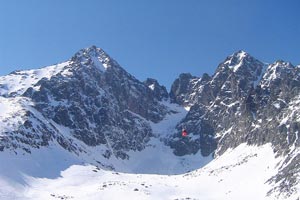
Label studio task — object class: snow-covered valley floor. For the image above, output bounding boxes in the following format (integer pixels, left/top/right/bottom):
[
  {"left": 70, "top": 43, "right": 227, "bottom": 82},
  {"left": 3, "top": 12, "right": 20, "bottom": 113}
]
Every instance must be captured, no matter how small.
[{"left": 0, "top": 143, "right": 288, "bottom": 200}]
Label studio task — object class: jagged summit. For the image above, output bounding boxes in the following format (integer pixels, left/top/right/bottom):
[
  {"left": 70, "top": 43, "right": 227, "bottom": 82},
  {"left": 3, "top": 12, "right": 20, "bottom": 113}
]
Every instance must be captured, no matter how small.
[
  {"left": 75, "top": 45, "right": 105, "bottom": 56},
  {"left": 169, "top": 73, "right": 198, "bottom": 106},
  {"left": 220, "top": 50, "right": 264, "bottom": 73},
  {"left": 228, "top": 50, "right": 249, "bottom": 62},
  {"left": 229, "top": 49, "right": 251, "bottom": 59},
  {"left": 0, "top": 46, "right": 105, "bottom": 97},
  {"left": 0, "top": 46, "right": 120, "bottom": 97},
  {"left": 233, "top": 49, "right": 248, "bottom": 57},
  {"left": 260, "top": 59, "right": 296, "bottom": 90},
  {"left": 70, "top": 45, "right": 116, "bottom": 72}
]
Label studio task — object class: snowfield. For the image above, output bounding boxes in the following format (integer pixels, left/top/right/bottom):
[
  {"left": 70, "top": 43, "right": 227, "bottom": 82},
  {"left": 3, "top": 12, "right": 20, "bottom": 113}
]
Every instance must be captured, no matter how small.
[
  {"left": 0, "top": 61, "right": 72, "bottom": 97},
  {"left": 0, "top": 143, "right": 290, "bottom": 200}
]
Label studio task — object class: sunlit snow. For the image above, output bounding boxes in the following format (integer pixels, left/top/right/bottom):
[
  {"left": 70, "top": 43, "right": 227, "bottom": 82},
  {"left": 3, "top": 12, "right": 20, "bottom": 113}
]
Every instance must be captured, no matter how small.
[
  {"left": 0, "top": 143, "right": 284, "bottom": 200},
  {"left": 0, "top": 61, "right": 71, "bottom": 96}
]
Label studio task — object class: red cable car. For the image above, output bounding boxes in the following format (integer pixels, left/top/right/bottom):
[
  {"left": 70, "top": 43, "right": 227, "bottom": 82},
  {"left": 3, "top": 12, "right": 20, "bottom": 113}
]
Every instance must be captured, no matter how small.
[{"left": 182, "top": 129, "right": 188, "bottom": 137}]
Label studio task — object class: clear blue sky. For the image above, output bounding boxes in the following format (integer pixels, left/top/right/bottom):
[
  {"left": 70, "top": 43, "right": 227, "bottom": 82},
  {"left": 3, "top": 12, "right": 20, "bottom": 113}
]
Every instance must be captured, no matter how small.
[{"left": 0, "top": 0, "right": 299, "bottom": 89}]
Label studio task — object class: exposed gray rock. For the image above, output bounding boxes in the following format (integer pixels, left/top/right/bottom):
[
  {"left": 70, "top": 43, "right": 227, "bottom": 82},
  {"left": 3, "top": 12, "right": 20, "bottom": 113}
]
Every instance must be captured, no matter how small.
[
  {"left": 170, "top": 73, "right": 198, "bottom": 106},
  {"left": 168, "top": 51, "right": 300, "bottom": 197},
  {"left": 144, "top": 78, "right": 168, "bottom": 101},
  {"left": 3, "top": 46, "right": 169, "bottom": 159}
]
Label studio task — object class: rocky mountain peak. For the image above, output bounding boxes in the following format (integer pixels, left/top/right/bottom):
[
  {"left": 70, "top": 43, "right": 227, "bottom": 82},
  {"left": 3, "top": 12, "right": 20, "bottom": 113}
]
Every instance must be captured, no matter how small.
[
  {"left": 260, "top": 60, "right": 295, "bottom": 90},
  {"left": 233, "top": 49, "right": 248, "bottom": 58},
  {"left": 267, "top": 60, "right": 294, "bottom": 74},
  {"left": 169, "top": 73, "right": 198, "bottom": 105},
  {"left": 144, "top": 78, "right": 168, "bottom": 101},
  {"left": 228, "top": 50, "right": 248, "bottom": 63},
  {"left": 71, "top": 45, "right": 114, "bottom": 72},
  {"left": 73, "top": 45, "right": 107, "bottom": 60},
  {"left": 218, "top": 50, "right": 263, "bottom": 74},
  {"left": 208, "top": 50, "right": 266, "bottom": 101}
]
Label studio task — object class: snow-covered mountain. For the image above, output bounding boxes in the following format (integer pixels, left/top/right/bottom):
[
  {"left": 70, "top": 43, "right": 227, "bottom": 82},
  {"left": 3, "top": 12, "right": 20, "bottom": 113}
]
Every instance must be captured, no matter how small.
[
  {"left": 169, "top": 51, "right": 300, "bottom": 198},
  {"left": 0, "top": 47, "right": 299, "bottom": 199},
  {"left": 1, "top": 46, "right": 169, "bottom": 160}
]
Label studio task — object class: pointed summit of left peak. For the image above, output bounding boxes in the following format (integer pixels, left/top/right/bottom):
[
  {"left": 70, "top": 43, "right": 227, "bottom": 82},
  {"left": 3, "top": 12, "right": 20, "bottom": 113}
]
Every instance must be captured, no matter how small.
[{"left": 71, "top": 45, "right": 113, "bottom": 71}]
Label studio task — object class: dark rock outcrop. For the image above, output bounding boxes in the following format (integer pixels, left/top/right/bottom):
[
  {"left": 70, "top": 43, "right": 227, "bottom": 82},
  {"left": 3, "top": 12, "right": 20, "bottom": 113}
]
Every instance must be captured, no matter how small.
[
  {"left": 168, "top": 51, "right": 300, "bottom": 197},
  {"left": 2, "top": 46, "right": 170, "bottom": 159},
  {"left": 144, "top": 78, "right": 168, "bottom": 101}
]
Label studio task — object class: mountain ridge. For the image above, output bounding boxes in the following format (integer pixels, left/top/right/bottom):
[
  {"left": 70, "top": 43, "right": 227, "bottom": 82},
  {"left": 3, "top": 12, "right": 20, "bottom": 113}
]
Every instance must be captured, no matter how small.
[{"left": 0, "top": 46, "right": 300, "bottom": 199}]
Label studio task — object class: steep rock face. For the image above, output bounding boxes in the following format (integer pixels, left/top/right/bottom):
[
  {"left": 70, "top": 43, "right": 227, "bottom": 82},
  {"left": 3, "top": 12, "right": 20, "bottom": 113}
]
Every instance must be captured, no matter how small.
[
  {"left": 168, "top": 51, "right": 266, "bottom": 156},
  {"left": 169, "top": 51, "right": 300, "bottom": 197},
  {"left": 169, "top": 73, "right": 198, "bottom": 106},
  {"left": 1, "top": 46, "right": 170, "bottom": 159},
  {"left": 144, "top": 78, "right": 168, "bottom": 101},
  {"left": 169, "top": 52, "right": 300, "bottom": 157}
]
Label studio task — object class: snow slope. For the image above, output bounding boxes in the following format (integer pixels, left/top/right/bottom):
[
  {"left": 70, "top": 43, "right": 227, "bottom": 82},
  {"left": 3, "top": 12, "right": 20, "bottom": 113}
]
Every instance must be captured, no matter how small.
[
  {"left": 0, "top": 96, "right": 32, "bottom": 133},
  {"left": 0, "top": 143, "right": 289, "bottom": 200},
  {"left": 121, "top": 101, "right": 212, "bottom": 174},
  {"left": 0, "top": 61, "right": 71, "bottom": 97}
]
